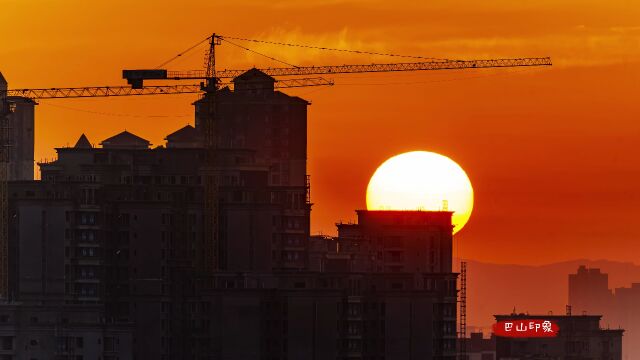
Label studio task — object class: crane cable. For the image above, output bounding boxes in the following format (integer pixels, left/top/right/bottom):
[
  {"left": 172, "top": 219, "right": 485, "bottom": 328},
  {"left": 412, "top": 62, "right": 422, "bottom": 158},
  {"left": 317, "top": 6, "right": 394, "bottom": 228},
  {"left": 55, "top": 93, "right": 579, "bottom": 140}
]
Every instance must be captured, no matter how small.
[
  {"left": 220, "top": 35, "right": 452, "bottom": 62},
  {"left": 156, "top": 33, "right": 453, "bottom": 71},
  {"left": 219, "top": 38, "right": 299, "bottom": 68},
  {"left": 155, "top": 35, "right": 213, "bottom": 69},
  {"left": 39, "top": 101, "right": 191, "bottom": 118}
]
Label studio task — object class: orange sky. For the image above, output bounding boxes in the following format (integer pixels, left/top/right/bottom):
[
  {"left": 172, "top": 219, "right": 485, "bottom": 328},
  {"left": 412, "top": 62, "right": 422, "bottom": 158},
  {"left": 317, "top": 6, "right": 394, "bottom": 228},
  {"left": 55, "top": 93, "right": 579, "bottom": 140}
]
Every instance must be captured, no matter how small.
[{"left": 2, "top": 0, "right": 640, "bottom": 265}]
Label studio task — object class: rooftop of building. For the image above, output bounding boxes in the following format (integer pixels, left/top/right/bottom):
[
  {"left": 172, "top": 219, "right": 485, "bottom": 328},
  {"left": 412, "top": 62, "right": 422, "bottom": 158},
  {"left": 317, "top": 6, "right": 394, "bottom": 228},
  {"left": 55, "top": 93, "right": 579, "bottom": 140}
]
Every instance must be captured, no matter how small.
[
  {"left": 495, "top": 313, "right": 603, "bottom": 320},
  {"left": 74, "top": 133, "right": 92, "bottom": 149},
  {"left": 194, "top": 68, "right": 310, "bottom": 105},
  {"left": 56, "top": 125, "right": 206, "bottom": 153},
  {"left": 231, "top": 68, "right": 276, "bottom": 84},
  {"left": 100, "top": 130, "right": 151, "bottom": 149},
  {"left": 494, "top": 313, "right": 625, "bottom": 333},
  {"left": 355, "top": 209, "right": 454, "bottom": 215},
  {"left": 164, "top": 124, "right": 202, "bottom": 144},
  {"left": 575, "top": 265, "right": 606, "bottom": 274},
  {"left": 337, "top": 209, "right": 454, "bottom": 228}
]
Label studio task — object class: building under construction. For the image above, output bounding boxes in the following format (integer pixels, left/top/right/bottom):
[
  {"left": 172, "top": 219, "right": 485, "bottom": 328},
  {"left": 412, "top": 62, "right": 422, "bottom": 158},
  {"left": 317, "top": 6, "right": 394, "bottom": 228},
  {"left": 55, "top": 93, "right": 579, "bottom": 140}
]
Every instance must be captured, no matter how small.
[{"left": 0, "top": 68, "right": 460, "bottom": 360}]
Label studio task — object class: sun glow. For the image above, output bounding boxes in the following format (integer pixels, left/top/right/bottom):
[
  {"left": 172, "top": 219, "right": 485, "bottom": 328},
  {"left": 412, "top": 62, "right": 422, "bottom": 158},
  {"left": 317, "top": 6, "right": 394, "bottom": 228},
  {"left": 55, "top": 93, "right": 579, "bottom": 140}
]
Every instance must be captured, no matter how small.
[{"left": 366, "top": 151, "right": 474, "bottom": 234}]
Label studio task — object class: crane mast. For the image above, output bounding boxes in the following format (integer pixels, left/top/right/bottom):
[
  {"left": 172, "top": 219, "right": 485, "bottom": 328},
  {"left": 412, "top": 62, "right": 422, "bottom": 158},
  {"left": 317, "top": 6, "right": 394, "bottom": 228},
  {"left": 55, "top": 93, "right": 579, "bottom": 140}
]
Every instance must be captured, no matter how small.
[
  {"left": 201, "top": 34, "right": 221, "bottom": 273},
  {"left": 0, "top": 80, "right": 9, "bottom": 298}
]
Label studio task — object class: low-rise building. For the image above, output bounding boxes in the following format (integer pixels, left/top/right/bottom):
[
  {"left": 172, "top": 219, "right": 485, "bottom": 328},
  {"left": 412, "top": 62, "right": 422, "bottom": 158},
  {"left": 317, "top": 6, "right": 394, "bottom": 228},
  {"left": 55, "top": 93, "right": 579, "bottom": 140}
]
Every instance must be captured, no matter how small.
[{"left": 494, "top": 313, "right": 623, "bottom": 360}]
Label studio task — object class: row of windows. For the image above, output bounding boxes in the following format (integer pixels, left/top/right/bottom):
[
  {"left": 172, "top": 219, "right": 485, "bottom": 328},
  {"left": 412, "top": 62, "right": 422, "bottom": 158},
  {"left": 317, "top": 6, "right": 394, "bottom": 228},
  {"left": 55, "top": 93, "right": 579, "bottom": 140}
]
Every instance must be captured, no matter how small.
[
  {"left": 272, "top": 234, "right": 306, "bottom": 247},
  {"left": 66, "top": 212, "right": 98, "bottom": 225},
  {"left": 43, "top": 174, "right": 98, "bottom": 183},
  {"left": 272, "top": 251, "right": 304, "bottom": 263},
  {"left": 77, "top": 284, "right": 98, "bottom": 297},
  {"left": 272, "top": 216, "right": 305, "bottom": 229},
  {"left": 120, "top": 175, "right": 200, "bottom": 186}
]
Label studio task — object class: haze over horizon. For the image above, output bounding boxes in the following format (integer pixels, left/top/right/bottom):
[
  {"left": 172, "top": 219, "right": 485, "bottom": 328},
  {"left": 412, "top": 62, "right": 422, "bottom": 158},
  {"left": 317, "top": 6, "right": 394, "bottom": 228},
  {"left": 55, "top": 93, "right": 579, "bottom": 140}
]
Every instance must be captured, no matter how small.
[{"left": 2, "top": 0, "right": 640, "bottom": 265}]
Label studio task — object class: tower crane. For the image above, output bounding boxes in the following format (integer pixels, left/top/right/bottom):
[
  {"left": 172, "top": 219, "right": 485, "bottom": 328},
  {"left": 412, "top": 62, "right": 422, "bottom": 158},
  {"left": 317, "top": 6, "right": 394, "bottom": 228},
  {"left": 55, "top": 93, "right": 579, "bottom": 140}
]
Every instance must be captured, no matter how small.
[
  {"left": 122, "top": 33, "right": 551, "bottom": 274},
  {"left": 0, "top": 33, "right": 552, "bottom": 297}
]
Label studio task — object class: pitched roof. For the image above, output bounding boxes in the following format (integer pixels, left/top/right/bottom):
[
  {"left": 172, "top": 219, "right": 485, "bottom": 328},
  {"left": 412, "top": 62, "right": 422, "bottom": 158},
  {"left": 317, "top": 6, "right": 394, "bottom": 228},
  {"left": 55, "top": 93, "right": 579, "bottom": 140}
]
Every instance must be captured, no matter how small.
[
  {"left": 165, "top": 125, "right": 199, "bottom": 142},
  {"left": 100, "top": 130, "right": 150, "bottom": 149},
  {"left": 74, "top": 133, "right": 92, "bottom": 149},
  {"left": 232, "top": 68, "right": 275, "bottom": 83},
  {"left": 165, "top": 125, "right": 202, "bottom": 148},
  {"left": 0, "top": 72, "right": 7, "bottom": 88}
]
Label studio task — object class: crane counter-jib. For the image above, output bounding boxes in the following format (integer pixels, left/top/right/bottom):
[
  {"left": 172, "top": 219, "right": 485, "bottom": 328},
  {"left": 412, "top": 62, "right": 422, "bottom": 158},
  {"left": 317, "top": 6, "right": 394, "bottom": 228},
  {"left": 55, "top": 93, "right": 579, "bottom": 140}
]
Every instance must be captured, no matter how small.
[{"left": 1, "top": 78, "right": 333, "bottom": 99}]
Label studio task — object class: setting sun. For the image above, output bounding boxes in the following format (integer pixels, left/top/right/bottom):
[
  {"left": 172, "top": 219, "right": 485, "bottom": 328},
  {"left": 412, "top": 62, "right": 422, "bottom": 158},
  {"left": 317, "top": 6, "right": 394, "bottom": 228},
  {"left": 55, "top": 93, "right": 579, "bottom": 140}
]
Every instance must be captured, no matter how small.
[{"left": 366, "top": 151, "right": 474, "bottom": 234}]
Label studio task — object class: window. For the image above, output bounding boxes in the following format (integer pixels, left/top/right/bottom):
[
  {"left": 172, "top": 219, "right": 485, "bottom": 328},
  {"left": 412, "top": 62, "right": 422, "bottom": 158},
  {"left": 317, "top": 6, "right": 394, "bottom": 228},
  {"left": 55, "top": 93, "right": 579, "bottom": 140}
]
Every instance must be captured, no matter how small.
[
  {"left": 81, "top": 230, "right": 94, "bottom": 242},
  {"left": 81, "top": 248, "right": 96, "bottom": 257},
  {"left": 80, "top": 213, "right": 96, "bottom": 225}
]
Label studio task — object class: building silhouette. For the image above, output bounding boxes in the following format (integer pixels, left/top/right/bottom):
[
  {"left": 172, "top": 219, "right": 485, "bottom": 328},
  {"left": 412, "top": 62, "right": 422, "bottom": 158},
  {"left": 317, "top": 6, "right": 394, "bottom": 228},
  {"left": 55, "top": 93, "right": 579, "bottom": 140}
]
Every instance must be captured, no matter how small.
[
  {"left": 194, "top": 69, "right": 310, "bottom": 271},
  {"left": 494, "top": 313, "right": 623, "bottom": 360},
  {"left": 457, "top": 332, "right": 495, "bottom": 360},
  {"left": 2, "top": 69, "right": 459, "bottom": 359},
  {"left": 0, "top": 72, "right": 36, "bottom": 181},
  {"left": 569, "top": 265, "right": 640, "bottom": 360},
  {"left": 311, "top": 210, "right": 459, "bottom": 357},
  {"left": 569, "top": 266, "right": 613, "bottom": 318}
]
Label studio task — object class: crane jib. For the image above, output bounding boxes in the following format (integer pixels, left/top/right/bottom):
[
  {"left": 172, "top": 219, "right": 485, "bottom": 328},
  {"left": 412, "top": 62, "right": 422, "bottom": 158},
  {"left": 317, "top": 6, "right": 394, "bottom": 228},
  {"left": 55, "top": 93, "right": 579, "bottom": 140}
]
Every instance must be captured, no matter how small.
[
  {"left": 162, "top": 57, "right": 553, "bottom": 80},
  {"left": 121, "top": 57, "right": 551, "bottom": 88}
]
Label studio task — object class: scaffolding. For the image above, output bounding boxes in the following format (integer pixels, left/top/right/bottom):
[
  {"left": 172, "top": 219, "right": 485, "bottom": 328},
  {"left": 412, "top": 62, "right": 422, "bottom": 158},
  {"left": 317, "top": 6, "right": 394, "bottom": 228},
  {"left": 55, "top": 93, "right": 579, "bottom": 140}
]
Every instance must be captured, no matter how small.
[{"left": 459, "top": 260, "right": 467, "bottom": 360}]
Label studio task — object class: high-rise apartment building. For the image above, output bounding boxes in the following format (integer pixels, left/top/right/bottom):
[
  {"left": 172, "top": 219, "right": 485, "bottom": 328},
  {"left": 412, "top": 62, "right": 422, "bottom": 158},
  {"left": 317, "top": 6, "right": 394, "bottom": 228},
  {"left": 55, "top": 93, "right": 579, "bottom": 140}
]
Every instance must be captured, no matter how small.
[{"left": 5, "top": 69, "right": 459, "bottom": 359}]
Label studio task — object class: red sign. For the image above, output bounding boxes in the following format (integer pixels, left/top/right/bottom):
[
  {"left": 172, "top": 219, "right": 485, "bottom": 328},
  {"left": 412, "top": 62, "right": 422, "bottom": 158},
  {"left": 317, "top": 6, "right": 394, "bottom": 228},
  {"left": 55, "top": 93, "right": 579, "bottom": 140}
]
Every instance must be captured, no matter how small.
[{"left": 493, "top": 319, "right": 560, "bottom": 338}]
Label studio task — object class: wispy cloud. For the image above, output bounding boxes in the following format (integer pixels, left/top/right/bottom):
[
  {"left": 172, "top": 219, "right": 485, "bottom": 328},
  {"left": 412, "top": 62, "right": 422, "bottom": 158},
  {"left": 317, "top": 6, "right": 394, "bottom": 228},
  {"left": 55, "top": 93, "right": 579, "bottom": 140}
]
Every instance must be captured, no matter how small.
[{"left": 220, "top": 25, "right": 640, "bottom": 69}]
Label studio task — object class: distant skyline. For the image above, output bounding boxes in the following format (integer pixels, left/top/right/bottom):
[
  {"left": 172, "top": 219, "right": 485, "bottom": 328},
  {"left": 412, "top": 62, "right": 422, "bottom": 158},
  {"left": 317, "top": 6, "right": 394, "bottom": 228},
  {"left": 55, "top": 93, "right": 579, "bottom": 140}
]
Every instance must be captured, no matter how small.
[
  {"left": 2, "top": 0, "right": 640, "bottom": 264},
  {"left": 465, "top": 258, "right": 640, "bottom": 330}
]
